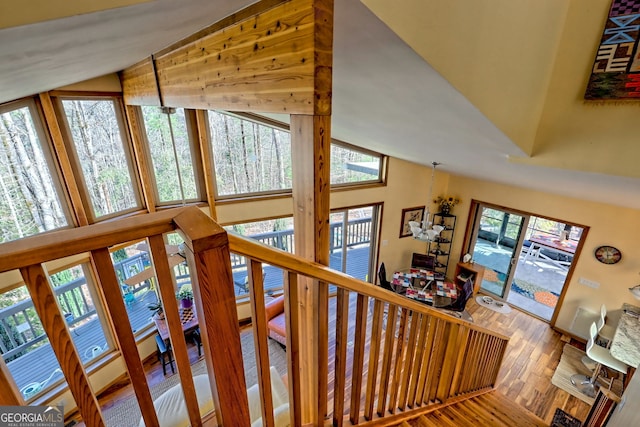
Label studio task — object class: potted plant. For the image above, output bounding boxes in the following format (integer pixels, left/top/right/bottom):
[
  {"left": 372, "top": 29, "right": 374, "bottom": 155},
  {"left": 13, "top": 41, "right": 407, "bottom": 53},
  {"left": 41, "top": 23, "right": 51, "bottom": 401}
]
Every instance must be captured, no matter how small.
[
  {"left": 147, "top": 301, "right": 164, "bottom": 319},
  {"left": 177, "top": 284, "right": 194, "bottom": 309},
  {"left": 434, "top": 195, "right": 460, "bottom": 215}
]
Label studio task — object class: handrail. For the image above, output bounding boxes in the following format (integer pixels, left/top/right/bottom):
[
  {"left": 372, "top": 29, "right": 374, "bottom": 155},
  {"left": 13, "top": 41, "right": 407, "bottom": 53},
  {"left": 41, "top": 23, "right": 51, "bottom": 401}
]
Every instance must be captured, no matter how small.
[
  {"left": 228, "top": 233, "right": 508, "bottom": 338},
  {"left": 0, "top": 208, "right": 509, "bottom": 427}
]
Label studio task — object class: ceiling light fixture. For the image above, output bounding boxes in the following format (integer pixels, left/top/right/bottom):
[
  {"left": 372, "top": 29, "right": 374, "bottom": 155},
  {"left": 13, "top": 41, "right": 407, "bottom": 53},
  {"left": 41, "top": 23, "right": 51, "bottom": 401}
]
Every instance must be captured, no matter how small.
[{"left": 409, "top": 161, "right": 444, "bottom": 242}]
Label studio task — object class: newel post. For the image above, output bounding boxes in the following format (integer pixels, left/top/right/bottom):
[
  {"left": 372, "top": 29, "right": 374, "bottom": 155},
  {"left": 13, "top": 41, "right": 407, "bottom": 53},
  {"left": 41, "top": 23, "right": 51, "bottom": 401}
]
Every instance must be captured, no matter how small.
[{"left": 173, "top": 207, "right": 250, "bottom": 426}]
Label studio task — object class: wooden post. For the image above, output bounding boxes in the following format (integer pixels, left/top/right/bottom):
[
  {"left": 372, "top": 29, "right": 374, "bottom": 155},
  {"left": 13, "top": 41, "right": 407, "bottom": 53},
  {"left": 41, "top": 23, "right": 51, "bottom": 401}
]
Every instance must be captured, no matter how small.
[
  {"left": 290, "top": 113, "right": 331, "bottom": 424},
  {"left": 20, "top": 264, "right": 104, "bottom": 427},
  {"left": 173, "top": 208, "right": 250, "bottom": 426}
]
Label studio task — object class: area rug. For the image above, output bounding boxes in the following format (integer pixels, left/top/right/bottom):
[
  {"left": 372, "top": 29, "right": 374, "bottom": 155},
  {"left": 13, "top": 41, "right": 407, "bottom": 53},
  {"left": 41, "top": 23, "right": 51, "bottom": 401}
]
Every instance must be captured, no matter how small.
[
  {"left": 512, "top": 279, "right": 559, "bottom": 308},
  {"left": 551, "top": 344, "right": 595, "bottom": 405},
  {"left": 550, "top": 408, "right": 582, "bottom": 427},
  {"left": 102, "top": 332, "right": 287, "bottom": 427},
  {"left": 482, "top": 268, "right": 560, "bottom": 308}
]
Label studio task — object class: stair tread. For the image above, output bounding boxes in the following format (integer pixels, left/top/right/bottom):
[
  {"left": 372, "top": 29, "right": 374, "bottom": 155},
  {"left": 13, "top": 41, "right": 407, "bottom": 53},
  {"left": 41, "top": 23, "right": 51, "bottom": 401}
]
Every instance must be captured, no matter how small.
[{"left": 398, "top": 391, "right": 547, "bottom": 427}]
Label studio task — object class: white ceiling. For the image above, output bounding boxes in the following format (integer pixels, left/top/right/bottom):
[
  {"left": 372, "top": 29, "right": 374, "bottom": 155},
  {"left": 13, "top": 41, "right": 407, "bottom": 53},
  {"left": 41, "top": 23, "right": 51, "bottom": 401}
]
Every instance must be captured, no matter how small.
[{"left": 1, "top": 0, "right": 639, "bottom": 209}]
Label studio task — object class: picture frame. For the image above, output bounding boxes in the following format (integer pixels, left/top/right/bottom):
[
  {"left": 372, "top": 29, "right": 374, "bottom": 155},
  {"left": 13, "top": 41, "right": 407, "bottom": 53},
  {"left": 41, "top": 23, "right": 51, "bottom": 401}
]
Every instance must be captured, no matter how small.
[{"left": 399, "top": 206, "right": 425, "bottom": 238}]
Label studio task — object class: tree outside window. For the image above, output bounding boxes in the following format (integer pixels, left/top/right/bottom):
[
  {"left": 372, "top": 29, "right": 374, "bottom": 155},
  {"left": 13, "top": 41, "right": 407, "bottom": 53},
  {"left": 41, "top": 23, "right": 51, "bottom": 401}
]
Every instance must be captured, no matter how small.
[{"left": 0, "top": 99, "right": 69, "bottom": 243}]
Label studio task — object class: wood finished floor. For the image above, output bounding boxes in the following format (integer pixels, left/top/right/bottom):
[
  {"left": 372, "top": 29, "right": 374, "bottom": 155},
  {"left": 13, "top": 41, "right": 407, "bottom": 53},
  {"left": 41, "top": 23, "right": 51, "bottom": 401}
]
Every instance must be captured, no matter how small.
[{"left": 68, "top": 296, "right": 591, "bottom": 426}]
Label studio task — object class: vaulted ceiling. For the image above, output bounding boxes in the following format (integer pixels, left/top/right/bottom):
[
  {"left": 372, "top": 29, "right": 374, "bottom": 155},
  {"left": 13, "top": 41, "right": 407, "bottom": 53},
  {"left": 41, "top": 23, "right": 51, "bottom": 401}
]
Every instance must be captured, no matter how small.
[{"left": 1, "top": 0, "right": 639, "bottom": 208}]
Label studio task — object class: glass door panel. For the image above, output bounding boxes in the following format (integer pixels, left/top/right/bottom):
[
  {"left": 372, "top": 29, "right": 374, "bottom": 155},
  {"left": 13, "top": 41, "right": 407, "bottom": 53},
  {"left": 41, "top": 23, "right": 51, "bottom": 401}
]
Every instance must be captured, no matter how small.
[{"left": 471, "top": 207, "right": 526, "bottom": 298}]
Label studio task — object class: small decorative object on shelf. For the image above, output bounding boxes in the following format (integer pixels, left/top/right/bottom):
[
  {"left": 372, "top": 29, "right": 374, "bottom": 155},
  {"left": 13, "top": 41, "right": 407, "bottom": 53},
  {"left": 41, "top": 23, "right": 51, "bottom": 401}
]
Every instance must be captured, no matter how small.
[
  {"left": 424, "top": 213, "right": 456, "bottom": 275},
  {"left": 434, "top": 195, "right": 460, "bottom": 215}
]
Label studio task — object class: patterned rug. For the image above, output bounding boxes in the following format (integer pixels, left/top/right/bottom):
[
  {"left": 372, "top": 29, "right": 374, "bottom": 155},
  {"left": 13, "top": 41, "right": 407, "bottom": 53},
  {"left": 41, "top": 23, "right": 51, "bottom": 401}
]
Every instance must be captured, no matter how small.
[
  {"left": 483, "top": 268, "right": 559, "bottom": 308},
  {"left": 512, "top": 279, "right": 559, "bottom": 308}
]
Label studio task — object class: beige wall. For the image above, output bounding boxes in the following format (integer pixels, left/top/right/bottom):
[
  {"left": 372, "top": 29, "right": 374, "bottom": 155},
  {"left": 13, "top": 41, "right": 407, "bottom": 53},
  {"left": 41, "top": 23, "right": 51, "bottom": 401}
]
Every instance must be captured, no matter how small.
[{"left": 448, "top": 174, "right": 640, "bottom": 333}]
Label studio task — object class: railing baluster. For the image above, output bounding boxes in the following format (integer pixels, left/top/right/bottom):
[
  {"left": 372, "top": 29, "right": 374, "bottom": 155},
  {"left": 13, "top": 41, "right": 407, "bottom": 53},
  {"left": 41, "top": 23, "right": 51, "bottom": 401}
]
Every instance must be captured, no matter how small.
[
  {"left": 20, "top": 263, "right": 104, "bottom": 427},
  {"left": 148, "top": 234, "right": 200, "bottom": 427},
  {"left": 348, "top": 293, "right": 368, "bottom": 424},
  {"left": 398, "top": 309, "right": 421, "bottom": 409},
  {"left": 284, "top": 271, "right": 302, "bottom": 427},
  {"left": 332, "top": 287, "right": 349, "bottom": 427},
  {"left": 248, "top": 259, "right": 276, "bottom": 427},
  {"left": 376, "top": 304, "right": 397, "bottom": 416},
  {"left": 91, "top": 248, "right": 157, "bottom": 427},
  {"left": 364, "top": 298, "right": 384, "bottom": 421},
  {"left": 388, "top": 307, "right": 409, "bottom": 413}
]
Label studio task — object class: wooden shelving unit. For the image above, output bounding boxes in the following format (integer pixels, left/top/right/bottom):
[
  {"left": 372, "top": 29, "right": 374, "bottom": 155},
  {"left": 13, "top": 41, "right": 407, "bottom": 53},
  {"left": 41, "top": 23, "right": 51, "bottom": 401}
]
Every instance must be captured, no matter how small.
[{"left": 454, "top": 261, "right": 485, "bottom": 295}]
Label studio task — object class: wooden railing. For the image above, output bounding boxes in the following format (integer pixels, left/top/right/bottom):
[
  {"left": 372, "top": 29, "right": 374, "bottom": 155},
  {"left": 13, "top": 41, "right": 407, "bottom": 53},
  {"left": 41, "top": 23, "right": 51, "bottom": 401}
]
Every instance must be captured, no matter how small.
[{"left": 0, "top": 207, "right": 509, "bottom": 426}]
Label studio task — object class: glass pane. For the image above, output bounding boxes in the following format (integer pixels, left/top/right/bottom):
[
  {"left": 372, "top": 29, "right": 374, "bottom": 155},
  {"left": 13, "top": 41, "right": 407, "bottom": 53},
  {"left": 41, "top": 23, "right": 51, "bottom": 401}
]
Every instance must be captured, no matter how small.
[
  {"left": 208, "top": 111, "right": 292, "bottom": 196},
  {"left": 330, "top": 144, "right": 381, "bottom": 185},
  {"left": 474, "top": 208, "right": 525, "bottom": 298},
  {"left": 62, "top": 98, "right": 138, "bottom": 218},
  {"left": 1, "top": 285, "right": 65, "bottom": 401},
  {"left": 111, "top": 242, "right": 163, "bottom": 334},
  {"left": 51, "top": 265, "right": 110, "bottom": 364},
  {"left": 225, "top": 218, "right": 293, "bottom": 297},
  {"left": 141, "top": 106, "right": 198, "bottom": 204},
  {"left": 0, "top": 101, "right": 68, "bottom": 243}
]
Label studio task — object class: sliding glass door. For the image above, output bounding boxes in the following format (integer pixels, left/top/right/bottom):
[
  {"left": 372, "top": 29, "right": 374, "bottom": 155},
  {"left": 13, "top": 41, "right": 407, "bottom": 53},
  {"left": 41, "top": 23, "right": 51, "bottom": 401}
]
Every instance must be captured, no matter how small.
[
  {"left": 466, "top": 202, "right": 586, "bottom": 321},
  {"left": 470, "top": 206, "right": 527, "bottom": 298}
]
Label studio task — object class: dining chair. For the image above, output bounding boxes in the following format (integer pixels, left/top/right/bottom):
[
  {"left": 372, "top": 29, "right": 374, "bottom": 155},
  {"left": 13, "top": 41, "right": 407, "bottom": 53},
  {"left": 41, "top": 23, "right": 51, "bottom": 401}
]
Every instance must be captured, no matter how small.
[
  {"left": 377, "top": 263, "right": 393, "bottom": 292},
  {"left": 597, "top": 304, "right": 616, "bottom": 346},
  {"left": 571, "top": 322, "right": 628, "bottom": 398}
]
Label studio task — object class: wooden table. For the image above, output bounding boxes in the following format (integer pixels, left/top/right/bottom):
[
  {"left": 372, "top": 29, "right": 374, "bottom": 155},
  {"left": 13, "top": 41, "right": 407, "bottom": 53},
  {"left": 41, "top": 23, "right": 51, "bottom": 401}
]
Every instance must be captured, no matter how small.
[
  {"left": 610, "top": 303, "right": 640, "bottom": 368},
  {"left": 391, "top": 269, "right": 457, "bottom": 307},
  {"left": 522, "top": 234, "right": 577, "bottom": 269},
  {"left": 153, "top": 307, "right": 199, "bottom": 341}
]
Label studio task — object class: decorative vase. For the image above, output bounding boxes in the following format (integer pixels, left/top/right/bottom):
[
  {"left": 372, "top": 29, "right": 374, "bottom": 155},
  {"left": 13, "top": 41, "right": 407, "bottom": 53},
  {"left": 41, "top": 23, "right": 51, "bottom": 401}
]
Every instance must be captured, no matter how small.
[
  {"left": 181, "top": 298, "right": 193, "bottom": 309},
  {"left": 440, "top": 204, "right": 451, "bottom": 215}
]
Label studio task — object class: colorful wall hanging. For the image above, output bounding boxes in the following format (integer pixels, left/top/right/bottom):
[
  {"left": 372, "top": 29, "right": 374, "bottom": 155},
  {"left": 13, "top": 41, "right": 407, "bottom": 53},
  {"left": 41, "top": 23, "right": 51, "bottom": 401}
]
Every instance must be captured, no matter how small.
[{"left": 585, "top": 0, "right": 640, "bottom": 99}]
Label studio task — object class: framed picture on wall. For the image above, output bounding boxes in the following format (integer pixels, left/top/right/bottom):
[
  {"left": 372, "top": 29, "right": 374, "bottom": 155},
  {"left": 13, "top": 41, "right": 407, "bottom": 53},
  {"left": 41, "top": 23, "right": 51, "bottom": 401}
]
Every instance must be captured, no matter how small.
[{"left": 399, "top": 206, "right": 424, "bottom": 238}]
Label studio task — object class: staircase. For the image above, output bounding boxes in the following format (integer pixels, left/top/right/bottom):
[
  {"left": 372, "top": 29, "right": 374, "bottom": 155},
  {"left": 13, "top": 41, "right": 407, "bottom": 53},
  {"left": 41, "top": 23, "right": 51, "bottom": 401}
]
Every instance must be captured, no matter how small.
[{"left": 397, "top": 391, "right": 547, "bottom": 427}]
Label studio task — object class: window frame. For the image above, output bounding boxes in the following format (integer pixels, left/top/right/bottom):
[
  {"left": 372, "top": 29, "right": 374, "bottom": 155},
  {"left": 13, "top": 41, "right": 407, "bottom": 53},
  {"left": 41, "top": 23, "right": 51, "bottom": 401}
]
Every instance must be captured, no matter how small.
[
  {"left": 208, "top": 112, "right": 386, "bottom": 201},
  {"left": 0, "top": 97, "right": 73, "bottom": 238},
  {"left": 138, "top": 107, "right": 206, "bottom": 207},
  {"left": 52, "top": 92, "right": 144, "bottom": 223}
]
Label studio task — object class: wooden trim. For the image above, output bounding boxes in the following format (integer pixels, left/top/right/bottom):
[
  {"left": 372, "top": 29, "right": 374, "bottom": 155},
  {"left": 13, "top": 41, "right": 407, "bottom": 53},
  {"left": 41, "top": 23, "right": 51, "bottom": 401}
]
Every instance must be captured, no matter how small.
[
  {"left": 124, "top": 104, "right": 157, "bottom": 211},
  {"left": 38, "top": 92, "right": 89, "bottom": 226},
  {"left": 119, "top": 57, "right": 160, "bottom": 106},
  {"left": 193, "top": 109, "right": 218, "bottom": 220},
  {"left": 0, "top": 208, "right": 185, "bottom": 273},
  {"left": 0, "top": 359, "right": 23, "bottom": 405},
  {"left": 120, "top": 0, "right": 321, "bottom": 115}
]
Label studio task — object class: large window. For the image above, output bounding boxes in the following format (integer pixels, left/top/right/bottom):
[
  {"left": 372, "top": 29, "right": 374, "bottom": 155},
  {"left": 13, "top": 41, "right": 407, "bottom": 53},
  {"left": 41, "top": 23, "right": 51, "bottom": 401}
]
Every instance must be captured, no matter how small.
[
  {"left": 141, "top": 106, "right": 202, "bottom": 205},
  {"left": 0, "top": 99, "right": 69, "bottom": 243},
  {"left": 209, "top": 111, "right": 292, "bottom": 197},
  {"left": 208, "top": 111, "right": 385, "bottom": 199},
  {"left": 59, "top": 96, "right": 141, "bottom": 220},
  {"left": 330, "top": 143, "right": 383, "bottom": 186}
]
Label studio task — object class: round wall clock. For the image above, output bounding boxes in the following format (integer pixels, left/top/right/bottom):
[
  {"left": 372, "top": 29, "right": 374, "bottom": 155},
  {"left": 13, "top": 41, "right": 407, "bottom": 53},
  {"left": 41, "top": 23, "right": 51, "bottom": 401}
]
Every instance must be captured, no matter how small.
[{"left": 594, "top": 245, "right": 622, "bottom": 264}]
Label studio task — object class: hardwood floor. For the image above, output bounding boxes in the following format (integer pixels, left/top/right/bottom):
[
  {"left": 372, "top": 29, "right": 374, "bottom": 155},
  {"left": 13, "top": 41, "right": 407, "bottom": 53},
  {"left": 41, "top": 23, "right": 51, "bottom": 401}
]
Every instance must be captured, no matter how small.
[
  {"left": 465, "top": 297, "right": 591, "bottom": 424},
  {"left": 67, "top": 296, "right": 591, "bottom": 426}
]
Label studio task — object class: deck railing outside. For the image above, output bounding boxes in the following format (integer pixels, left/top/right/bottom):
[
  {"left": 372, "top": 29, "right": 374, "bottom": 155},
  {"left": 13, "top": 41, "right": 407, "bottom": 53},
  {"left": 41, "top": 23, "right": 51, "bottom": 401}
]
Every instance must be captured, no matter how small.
[{"left": 0, "top": 207, "right": 509, "bottom": 427}]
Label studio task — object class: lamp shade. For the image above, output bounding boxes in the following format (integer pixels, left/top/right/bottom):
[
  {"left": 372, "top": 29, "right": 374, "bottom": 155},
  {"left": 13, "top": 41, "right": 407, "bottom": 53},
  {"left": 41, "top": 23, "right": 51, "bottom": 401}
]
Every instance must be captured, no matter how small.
[{"left": 629, "top": 285, "right": 640, "bottom": 300}]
